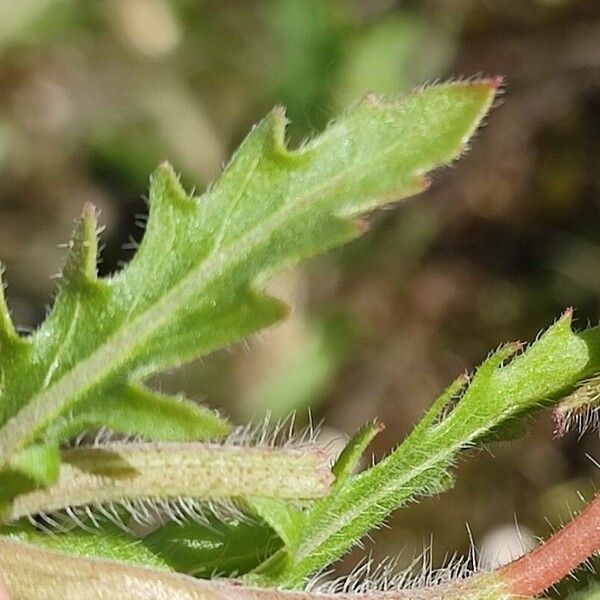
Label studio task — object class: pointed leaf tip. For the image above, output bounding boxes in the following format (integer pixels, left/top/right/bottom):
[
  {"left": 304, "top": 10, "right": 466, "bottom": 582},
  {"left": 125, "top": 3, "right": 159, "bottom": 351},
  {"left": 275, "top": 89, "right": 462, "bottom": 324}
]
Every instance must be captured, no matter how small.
[
  {"left": 332, "top": 420, "right": 385, "bottom": 489},
  {"left": 0, "top": 266, "right": 18, "bottom": 344},
  {"left": 257, "top": 105, "right": 291, "bottom": 158},
  {"left": 273, "top": 107, "right": 289, "bottom": 148},
  {"left": 62, "top": 205, "right": 99, "bottom": 287},
  {"left": 149, "top": 162, "right": 193, "bottom": 208}
]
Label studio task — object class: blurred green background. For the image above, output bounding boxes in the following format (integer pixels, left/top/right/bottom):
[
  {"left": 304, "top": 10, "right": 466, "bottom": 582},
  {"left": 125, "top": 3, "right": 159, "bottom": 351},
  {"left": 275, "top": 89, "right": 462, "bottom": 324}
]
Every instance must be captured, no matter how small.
[{"left": 1, "top": 0, "right": 600, "bottom": 594}]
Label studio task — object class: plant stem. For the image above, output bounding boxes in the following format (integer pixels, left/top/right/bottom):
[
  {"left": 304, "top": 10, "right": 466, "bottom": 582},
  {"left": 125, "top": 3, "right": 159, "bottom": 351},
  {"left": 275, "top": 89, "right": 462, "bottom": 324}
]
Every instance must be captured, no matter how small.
[
  {"left": 7, "top": 443, "right": 332, "bottom": 520},
  {"left": 501, "top": 491, "right": 600, "bottom": 596},
  {"left": 0, "top": 535, "right": 507, "bottom": 600},
  {"left": 0, "top": 567, "right": 11, "bottom": 600},
  {"left": 6, "top": 487, "right": 600, "bottom": 599}
]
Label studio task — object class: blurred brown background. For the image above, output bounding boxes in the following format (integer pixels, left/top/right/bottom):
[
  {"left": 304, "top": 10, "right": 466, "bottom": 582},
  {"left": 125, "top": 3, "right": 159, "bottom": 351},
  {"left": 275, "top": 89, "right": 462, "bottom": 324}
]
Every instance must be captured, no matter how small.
[{"left": 1, "top": 0, "right": 600, "bottom": 594}]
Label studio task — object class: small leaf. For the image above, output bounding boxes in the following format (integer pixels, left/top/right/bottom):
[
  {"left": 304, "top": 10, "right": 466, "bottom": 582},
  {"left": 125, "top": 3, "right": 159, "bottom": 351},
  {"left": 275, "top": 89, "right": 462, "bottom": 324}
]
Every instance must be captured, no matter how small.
[
  {"left": 273, "top": 312, "right": 596, "bottom": 587},
  {"left": 405, "top": 371, "right": 469, "bottom": 439},
  {"left": 0, "top": 444, "right": 61, "bottom": 516},
  {"left": 331, "top": 420, "right": 384, "bottom": 490}
]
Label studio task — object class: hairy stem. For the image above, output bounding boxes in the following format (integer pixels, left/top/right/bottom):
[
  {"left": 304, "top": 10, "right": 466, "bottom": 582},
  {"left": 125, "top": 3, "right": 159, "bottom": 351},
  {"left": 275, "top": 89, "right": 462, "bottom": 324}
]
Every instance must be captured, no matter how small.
[
  {"left": 500, "top": 491, "right": 600, "bottom": 597},
  {"left": 6, "top": 443, "right": 332, "bottom": 520},
  {"left": 0, "top": 537, "right": 507, "bottom": 600}
]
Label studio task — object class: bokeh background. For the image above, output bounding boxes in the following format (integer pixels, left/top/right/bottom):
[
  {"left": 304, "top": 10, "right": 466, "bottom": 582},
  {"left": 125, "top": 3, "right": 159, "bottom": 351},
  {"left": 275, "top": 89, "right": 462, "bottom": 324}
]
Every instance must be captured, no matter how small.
[{"left": 1, "top": 0, "right": 600, "bottom": 594}]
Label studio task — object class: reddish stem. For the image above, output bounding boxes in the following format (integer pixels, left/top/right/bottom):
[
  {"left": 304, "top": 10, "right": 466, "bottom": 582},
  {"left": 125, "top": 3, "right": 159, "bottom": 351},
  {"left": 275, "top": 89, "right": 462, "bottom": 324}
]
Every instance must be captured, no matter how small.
[{"left": 501, "top": 491, "right": 600, "bottom": 597}]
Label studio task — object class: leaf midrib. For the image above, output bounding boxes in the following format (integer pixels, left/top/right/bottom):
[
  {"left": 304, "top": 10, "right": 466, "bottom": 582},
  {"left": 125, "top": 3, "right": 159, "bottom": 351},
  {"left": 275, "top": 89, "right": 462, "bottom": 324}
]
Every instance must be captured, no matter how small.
[
  {"left": 0, "top": 88, "right": 487, "bottom": 460},
  {"left": 0, "top": 150, "right": 376, "bottom": 459}
]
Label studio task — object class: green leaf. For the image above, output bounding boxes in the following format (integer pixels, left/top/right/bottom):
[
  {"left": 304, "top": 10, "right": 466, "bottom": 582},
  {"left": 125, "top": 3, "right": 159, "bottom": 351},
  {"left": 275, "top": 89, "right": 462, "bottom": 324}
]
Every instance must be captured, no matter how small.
[
  {"left": 1, "top": 522, "right": 170, "bottom": 571},
  {"left": 250, "top": 375, "right": 465, "bottom": 583},
  {"left": 7, "top": 442, "right": 60, "bottom": 487},
  {"left": 331, "top": 420, "right": 384, "bottom": 490},
  {"left": 143, "top": 518, "right": 282, "bottom": 577},
  {"left": 272, "top": 312, "right": 598, "bottom": 587},
  {"left": 0, "top": 81, "right": 499, "bottom": 485},
  {"left": 44, "top": 384, "right": 229, "bottom": 443},
  {"left": 0, "top": 444, "right": 61, "bottom": 514},
  {"left": 247, "top": 420, "right": 385, "bottom": 583},
  {"left": 247, "top": 497, "right": 304, "bottom": 550}
]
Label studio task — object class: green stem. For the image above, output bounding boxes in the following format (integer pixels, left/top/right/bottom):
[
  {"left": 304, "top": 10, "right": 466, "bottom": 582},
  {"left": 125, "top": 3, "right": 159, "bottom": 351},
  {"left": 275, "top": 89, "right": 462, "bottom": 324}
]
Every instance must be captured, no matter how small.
[{"left": 6, "top": 443, "right": 332, "bottom": 520}]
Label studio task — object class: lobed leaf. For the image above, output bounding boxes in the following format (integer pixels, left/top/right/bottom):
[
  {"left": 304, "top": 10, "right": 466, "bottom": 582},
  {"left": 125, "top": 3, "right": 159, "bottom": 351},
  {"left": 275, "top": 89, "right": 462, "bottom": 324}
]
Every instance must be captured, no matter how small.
[{"left": 0, "top": 81, "right": 499, "bottom": 490}]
